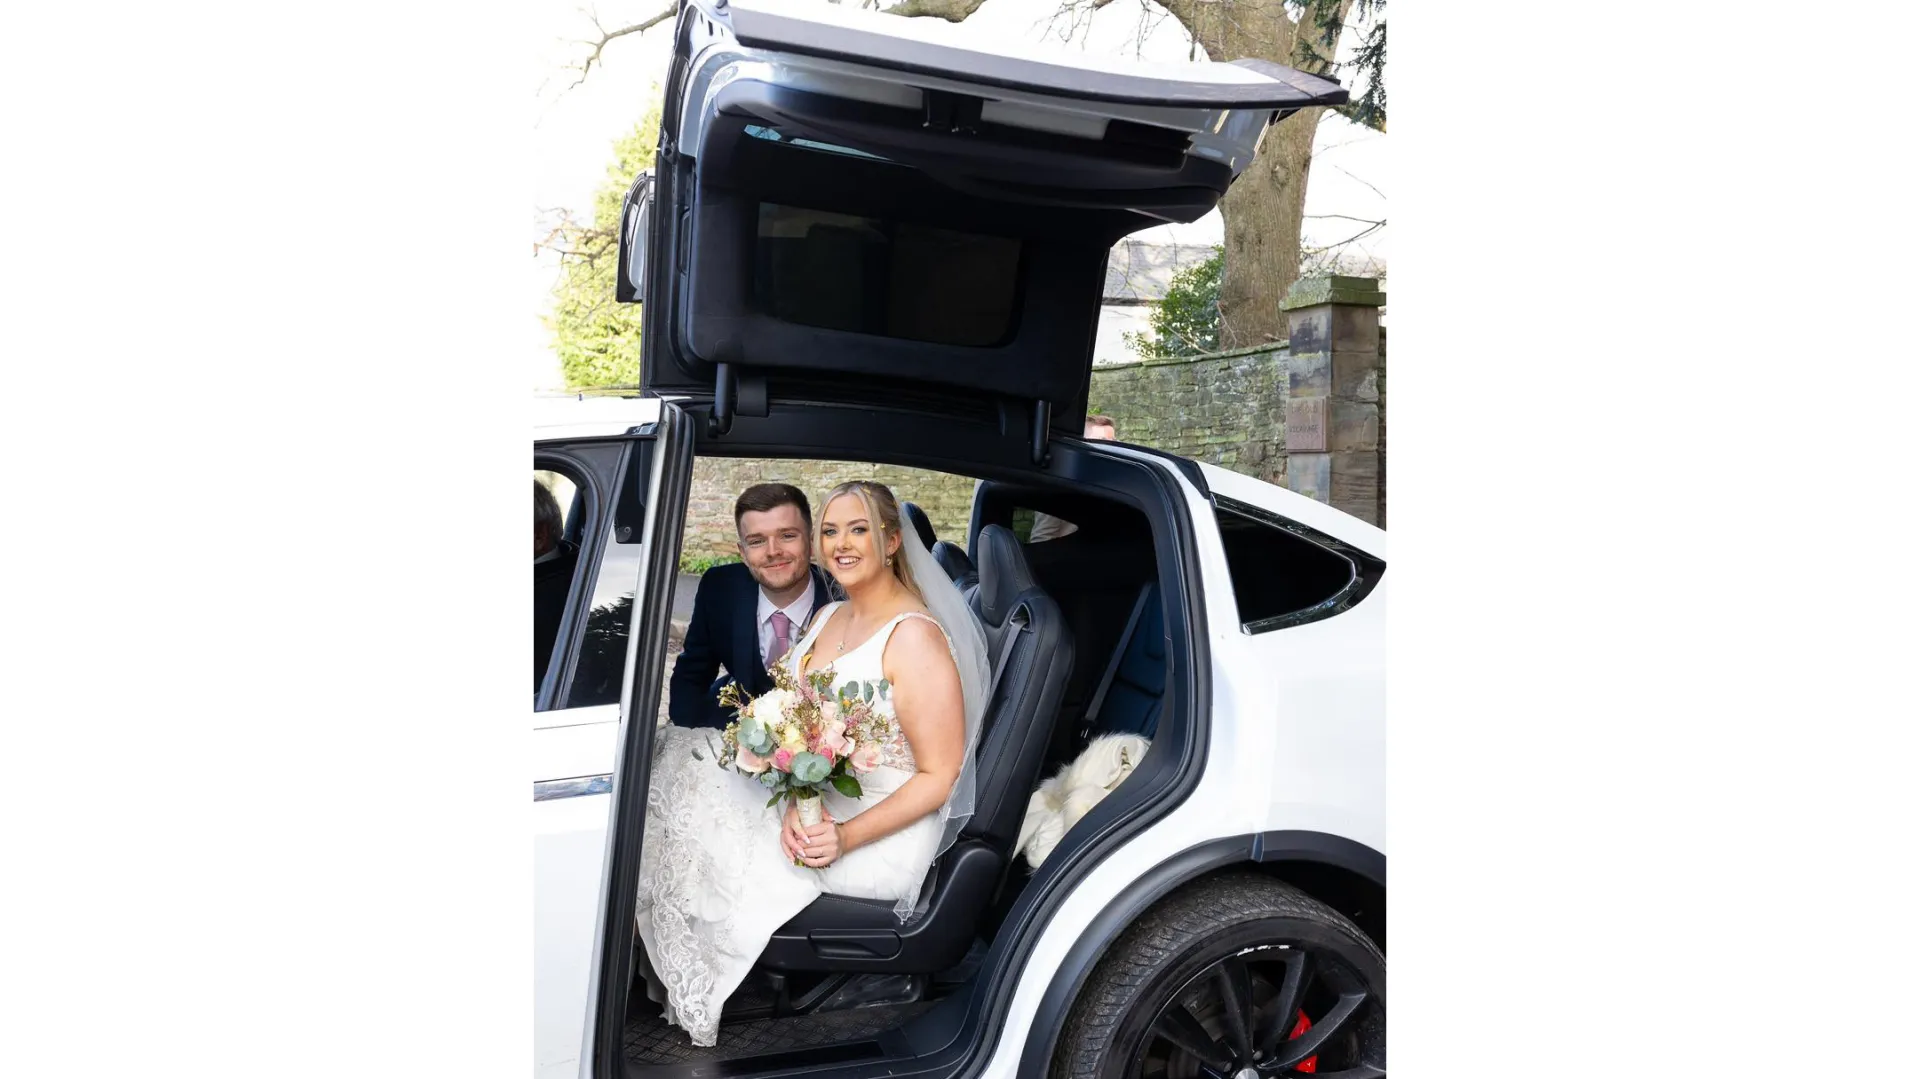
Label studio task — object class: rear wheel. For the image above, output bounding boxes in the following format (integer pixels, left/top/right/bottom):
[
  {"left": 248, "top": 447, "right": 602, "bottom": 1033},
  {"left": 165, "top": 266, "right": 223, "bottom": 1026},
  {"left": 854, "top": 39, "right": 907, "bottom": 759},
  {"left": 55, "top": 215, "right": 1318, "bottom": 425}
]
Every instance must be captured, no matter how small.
[{"left": 1053, "top": 872, "right": 1385, "bottom": 1078}]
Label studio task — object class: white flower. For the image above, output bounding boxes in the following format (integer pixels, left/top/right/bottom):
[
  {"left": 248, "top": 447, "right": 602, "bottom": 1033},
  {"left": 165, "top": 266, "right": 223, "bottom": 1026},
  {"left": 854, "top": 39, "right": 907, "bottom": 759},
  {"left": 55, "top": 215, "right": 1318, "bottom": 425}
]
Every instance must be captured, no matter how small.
[{"left": 748, "top": 688, "right": 796, "bottom": 728}]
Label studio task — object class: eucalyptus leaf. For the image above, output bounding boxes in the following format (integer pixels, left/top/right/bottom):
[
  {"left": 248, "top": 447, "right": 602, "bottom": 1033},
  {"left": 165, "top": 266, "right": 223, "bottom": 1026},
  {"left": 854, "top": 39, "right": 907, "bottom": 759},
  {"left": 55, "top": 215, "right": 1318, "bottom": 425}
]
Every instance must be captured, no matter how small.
[{"left": 790, "top": 752, "right": 831, "bottom": 785}]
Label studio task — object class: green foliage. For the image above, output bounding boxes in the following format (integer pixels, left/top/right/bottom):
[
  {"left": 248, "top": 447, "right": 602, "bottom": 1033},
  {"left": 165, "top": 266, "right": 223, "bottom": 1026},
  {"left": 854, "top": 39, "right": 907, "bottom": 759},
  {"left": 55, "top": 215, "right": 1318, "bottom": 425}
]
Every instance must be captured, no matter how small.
[
  {"left": 546, "top": 109, "right": 661, "bottom": 391},
  {"left": 678, "top": 552, "right": 740, "bottom": 576},
  {"left": 1292, "top": 0, "right": 1386, "bottom": 132},
  {"left": 1123, "top": 246, "right": 1222, "bottom": 359}
]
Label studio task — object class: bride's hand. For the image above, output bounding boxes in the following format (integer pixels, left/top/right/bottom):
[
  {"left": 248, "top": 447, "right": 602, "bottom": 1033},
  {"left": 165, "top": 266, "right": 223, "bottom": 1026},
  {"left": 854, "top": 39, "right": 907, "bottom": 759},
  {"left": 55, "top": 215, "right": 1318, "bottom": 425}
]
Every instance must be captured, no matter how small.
[
  {"left": 796, "top": 812, "right": 843, "bottom": 868},
  {"left": 780, "top": 804, "right": 810, "bottom": 861}
]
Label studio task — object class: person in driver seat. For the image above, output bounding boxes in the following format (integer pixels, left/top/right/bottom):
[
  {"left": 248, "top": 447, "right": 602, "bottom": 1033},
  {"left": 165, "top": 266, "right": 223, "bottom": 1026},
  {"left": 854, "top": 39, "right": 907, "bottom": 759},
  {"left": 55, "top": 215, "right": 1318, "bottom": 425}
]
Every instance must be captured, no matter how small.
[{"left": 534, "top": 479, "right": 579, "bottom": 688}]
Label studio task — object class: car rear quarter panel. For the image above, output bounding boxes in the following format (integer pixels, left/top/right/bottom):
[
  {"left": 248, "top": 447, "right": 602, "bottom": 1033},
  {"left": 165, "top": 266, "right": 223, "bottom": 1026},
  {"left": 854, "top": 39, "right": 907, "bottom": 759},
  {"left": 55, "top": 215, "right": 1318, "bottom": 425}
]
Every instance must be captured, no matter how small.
[
  {"left": 977, "top": 455, "right": 1383, "bottom": 1078},
  {"left": 1198, "top": 463, "right": 1385, "bottom": 853}
]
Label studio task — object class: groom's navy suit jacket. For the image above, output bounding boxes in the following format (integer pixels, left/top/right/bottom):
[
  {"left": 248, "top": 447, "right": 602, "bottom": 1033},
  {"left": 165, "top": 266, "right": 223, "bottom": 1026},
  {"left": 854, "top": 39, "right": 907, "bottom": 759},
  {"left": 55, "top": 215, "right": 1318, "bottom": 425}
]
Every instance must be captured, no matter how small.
[{"left": 668, "top": 562, "right": 838, "bottom": 730}]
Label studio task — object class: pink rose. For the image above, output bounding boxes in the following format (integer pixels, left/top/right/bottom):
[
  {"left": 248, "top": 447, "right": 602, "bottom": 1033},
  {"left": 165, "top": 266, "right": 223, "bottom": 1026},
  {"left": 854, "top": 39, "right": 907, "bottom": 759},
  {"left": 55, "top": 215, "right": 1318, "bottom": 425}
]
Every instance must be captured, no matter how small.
[
  {"left": 819, "top": 716, "right": 851, "bottom": 758},
  {"left": 818, "top": 698, "right": 840, "bottom": 725},
  {"left": 735, "top": 746, "right": 770, "bottom": 775},
  {"left": 772, "top": 747, "right": 795, "bottom": 772},
  {"left": 848, "top": 743, "right": 883, "bottom": 774}
]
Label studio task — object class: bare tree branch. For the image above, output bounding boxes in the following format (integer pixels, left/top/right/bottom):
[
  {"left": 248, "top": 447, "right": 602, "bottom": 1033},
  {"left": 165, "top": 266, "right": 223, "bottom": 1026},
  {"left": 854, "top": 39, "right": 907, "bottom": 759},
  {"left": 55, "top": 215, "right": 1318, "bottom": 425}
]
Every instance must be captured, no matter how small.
[
  {"left": 1331, "top": 164, "right": 1385, "bottom": 200},
  {"left": 570, "top": 6, "right": 677, "bottom": 90},
  {"left": 1301, "top": 218, "right": 1384, "bottom": 254}
]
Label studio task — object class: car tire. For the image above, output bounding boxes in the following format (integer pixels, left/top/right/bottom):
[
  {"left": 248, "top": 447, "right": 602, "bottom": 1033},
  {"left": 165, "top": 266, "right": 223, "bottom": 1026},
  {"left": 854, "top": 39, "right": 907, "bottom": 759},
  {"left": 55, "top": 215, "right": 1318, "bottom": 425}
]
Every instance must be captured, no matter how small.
[{"left": 1052, "top": 871, "right": 1386, "bottom": 1079}]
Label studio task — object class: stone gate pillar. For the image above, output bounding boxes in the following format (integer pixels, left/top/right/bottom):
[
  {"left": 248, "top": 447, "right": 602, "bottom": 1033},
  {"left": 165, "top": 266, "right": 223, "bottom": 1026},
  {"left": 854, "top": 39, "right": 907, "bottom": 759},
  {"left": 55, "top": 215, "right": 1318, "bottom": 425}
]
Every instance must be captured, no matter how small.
[{"left": 1281, "top": 275, "right": 1386, "bottom": 526}]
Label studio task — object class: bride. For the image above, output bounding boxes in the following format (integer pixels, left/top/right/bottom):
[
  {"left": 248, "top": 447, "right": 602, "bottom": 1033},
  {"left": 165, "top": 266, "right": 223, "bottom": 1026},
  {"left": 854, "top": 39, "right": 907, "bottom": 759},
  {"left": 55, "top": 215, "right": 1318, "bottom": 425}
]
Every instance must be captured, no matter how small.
[{"left": 636, "top": 480, "right": 992, "bottom": 1047}]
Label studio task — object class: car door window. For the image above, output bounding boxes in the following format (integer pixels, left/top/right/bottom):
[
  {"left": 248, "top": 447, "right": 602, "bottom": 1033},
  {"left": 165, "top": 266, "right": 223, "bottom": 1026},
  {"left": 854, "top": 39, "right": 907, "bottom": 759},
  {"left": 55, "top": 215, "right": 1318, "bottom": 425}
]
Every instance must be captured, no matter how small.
[
  {"left": 536, "top": 440, "right": 651, "bottom": 713},
  {"left": 566, "top": 473, "right": 644, "bottom": 709},
  {"left": 1213, "top": 498, "right": 1377, "bottom": 633},
  {"left": 535, "top": 468, "right": 588, "bottom": 694}
]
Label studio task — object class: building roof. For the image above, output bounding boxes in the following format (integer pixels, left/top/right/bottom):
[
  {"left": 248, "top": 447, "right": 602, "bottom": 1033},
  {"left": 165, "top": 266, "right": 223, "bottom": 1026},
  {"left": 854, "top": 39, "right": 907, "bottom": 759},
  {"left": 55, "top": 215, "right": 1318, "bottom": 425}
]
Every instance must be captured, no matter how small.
[{"left": 1102, "top": 240, "right": 1219, "bottom": 303}]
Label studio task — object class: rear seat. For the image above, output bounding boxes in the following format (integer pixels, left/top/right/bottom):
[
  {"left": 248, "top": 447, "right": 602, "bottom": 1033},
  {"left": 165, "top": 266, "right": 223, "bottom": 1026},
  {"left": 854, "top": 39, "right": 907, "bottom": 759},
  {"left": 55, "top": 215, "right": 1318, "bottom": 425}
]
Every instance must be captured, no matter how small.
[
  {"left": 902, "top": 499, "right": 979, "bottom": 589},
  {"left": 1077, "top": 582, "right": 1164, "bottom": 743}
]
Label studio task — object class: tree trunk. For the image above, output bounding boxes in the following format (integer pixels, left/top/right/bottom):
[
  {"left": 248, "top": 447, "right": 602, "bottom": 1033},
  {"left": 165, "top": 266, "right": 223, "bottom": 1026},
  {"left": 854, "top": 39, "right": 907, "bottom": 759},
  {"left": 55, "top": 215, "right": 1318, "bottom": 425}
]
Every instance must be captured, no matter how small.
[
  {"left": 1158, "top": 0, "right": 1353, "bottom": 349},
  {"left": 1216, "top": 107, "right": 1323, "bottom": 348}
]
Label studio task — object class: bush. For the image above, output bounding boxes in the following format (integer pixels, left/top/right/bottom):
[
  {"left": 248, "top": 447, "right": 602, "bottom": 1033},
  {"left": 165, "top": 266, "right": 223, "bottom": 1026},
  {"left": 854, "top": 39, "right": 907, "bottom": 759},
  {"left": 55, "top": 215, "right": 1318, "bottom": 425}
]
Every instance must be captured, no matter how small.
[
  {"left": 546, "top": 111, "right": 660, "bottom": 391},
  {"left": 1123, "top": 246, "right": 1222, "bottom": 359}
]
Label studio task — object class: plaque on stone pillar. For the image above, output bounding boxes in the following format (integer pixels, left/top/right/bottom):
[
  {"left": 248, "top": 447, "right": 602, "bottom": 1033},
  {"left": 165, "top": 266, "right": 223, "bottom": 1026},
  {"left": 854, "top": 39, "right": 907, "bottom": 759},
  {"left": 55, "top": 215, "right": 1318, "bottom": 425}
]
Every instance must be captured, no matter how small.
[{"left": 1285, "top": 396, "right": 1329, "bottom": 452}]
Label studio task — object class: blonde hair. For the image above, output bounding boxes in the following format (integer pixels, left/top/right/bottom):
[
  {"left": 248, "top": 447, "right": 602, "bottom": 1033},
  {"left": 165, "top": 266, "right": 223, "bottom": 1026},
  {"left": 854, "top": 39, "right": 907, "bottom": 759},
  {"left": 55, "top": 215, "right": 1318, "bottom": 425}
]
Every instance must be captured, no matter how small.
[{"left": 817, "top": 480, "right": 923, "bottom": 601}]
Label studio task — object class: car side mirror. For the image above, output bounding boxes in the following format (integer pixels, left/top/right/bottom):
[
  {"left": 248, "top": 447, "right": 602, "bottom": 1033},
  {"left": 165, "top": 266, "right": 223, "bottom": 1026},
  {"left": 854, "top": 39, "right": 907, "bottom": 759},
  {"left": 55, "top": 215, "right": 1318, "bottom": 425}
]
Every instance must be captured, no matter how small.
[{"left": 615, "top": 170, "right": 653, "bottom": 304}]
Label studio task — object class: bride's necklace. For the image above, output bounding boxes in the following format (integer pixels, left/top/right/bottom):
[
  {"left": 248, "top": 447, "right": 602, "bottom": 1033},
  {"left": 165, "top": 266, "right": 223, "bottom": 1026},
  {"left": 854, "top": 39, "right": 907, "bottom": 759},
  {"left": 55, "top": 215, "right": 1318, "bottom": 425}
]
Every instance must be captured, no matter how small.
[
  {"left": 836, "top": 613, "right": 862, "bottom": 653},
  {"left": 836, "top": 607, "right": 881, "bottom": 653}
]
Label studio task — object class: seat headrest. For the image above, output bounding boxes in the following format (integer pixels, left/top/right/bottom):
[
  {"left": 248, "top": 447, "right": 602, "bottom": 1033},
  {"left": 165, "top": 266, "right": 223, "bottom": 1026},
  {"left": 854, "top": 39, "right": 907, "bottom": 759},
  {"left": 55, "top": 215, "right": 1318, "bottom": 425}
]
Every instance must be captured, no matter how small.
[
  {"left": 901, "top": 501, "right": 937, "bottom": 551},
  {"left": 973, "top": 524, "right": 1038, "bottom": 626}
]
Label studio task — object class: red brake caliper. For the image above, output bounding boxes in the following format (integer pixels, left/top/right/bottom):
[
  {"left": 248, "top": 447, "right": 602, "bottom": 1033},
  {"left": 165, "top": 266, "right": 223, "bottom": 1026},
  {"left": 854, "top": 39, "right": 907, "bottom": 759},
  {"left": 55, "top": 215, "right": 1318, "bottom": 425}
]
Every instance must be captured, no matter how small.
[{"left": 1287, "top": 1010, "right": 1318, "bottom": 1074}]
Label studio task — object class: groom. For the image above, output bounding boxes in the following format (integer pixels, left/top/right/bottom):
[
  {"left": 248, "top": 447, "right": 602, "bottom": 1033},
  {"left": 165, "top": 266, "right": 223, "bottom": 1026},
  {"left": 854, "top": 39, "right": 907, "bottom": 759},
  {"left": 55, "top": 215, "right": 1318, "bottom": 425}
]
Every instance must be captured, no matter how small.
[{"left": 669, "top": 483, "right": 838, "bottom": 729}]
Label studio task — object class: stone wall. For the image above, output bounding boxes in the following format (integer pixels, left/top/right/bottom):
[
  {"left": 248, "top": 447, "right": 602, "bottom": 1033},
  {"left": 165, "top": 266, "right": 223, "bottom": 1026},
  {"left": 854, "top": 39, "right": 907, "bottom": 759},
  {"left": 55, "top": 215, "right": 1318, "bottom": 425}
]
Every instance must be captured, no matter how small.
[
  {"left": 682, "top": 458, "right": 978, "bottom": 567},
  {"left": 1088, "top": 344, "right": 1289, "bottom": 488}
]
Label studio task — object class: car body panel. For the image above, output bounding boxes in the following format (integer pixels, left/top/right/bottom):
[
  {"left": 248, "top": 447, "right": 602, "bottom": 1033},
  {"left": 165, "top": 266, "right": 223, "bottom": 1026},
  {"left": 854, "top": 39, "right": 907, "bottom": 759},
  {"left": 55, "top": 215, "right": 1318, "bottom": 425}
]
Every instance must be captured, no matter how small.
[
  {"left": 725, "top": 0, "right": 1347, "bottom": 111},
  {"left": 534, "top": 735, "right": 617, "bottom": 1079},
  {"left": 532, "top": 414, "right": 662, "bottom": 1079},
  {"left": 1199, "top": 459, "right": 1388, "bottom": 560},
  {"left": 956, "top": 448, "right": 1384, "bottom": 1077},
  {"left": 531, "top": 395, "right": 661, "bottom": 442}
]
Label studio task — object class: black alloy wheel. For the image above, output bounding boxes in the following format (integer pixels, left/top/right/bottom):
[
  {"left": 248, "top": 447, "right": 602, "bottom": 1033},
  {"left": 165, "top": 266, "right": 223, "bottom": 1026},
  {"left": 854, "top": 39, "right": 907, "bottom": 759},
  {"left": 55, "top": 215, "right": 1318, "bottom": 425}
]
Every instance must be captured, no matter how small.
[{"left": 1052, "top": 873, "right": 1385, "bottom": 1079}]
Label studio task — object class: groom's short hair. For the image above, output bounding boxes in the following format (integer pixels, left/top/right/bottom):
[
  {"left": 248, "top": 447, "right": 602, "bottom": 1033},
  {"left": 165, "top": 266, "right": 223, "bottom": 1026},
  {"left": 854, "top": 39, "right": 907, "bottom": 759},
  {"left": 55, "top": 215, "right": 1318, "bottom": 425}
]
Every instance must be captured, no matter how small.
[{"left": 734, "top": 483, "right": 812, "bottom": 534}]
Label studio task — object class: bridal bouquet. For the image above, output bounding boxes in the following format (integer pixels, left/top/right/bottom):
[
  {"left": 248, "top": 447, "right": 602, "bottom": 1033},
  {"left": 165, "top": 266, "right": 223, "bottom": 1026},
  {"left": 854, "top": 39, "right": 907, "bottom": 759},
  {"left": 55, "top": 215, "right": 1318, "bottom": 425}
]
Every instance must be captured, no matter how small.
[{"left": 713, "top": 664, "right": 893, "bottom": 843}]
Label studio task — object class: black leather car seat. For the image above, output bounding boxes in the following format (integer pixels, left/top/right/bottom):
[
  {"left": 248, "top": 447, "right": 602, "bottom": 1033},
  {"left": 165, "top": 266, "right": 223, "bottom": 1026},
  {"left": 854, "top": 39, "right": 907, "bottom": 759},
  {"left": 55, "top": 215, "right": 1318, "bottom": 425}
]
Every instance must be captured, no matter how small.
[
  {"left": 756, "top": 525, "right": 1071, "bottom": 973},
  {"left": 901, "top": 499, "right": 978, "bottom": 589}
]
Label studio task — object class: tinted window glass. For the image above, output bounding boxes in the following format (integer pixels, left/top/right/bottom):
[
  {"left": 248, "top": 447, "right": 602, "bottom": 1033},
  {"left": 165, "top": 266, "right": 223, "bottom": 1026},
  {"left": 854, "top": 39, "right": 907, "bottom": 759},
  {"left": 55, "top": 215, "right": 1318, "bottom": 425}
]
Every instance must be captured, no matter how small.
[
  {"left": 753, "top": 203, "right": 1020, "bottom": 346},
  {"left": 1214, "top": 505, "right": 1355, "bottom": 630},
  {"left": 535, "top": 469, "right": 586, "bottom": 697},
  {"left": 566, "top": 451, "right": 647, "bottom": 709}
]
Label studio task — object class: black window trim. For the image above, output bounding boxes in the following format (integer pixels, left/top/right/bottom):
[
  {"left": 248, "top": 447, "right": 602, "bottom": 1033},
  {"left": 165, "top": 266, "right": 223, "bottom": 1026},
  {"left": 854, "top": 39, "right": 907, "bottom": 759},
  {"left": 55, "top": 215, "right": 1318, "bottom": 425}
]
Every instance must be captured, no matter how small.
[{"left": 1212, "top": 494, "right": 1386, "bottom": 635}]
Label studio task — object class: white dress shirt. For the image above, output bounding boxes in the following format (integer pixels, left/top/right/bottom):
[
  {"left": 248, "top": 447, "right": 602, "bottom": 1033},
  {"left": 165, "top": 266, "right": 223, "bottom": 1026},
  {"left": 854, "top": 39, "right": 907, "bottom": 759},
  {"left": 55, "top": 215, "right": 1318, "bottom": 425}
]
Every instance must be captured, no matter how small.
[
  {"left": 1028, "top": 512, "right": 1078, "bottom": 543},
  {"left": 755, "top": 585, "right": 818, "bottom": 667}
]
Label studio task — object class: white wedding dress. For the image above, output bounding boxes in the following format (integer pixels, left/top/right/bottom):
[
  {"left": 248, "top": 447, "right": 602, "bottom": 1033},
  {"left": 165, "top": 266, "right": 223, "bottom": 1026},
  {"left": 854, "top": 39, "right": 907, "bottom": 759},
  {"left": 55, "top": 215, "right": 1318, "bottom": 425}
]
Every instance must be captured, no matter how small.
[{"left": 635, "top": 603, "right": 950, "bottom": 1046}]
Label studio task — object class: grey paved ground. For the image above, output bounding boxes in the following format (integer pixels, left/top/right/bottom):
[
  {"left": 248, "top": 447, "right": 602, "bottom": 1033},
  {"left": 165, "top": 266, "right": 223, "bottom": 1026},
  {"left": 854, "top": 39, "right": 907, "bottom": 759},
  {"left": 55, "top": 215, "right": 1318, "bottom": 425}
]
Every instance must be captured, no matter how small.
[{"left": 671, "top": 573, "right": 700, "bottom": 621}]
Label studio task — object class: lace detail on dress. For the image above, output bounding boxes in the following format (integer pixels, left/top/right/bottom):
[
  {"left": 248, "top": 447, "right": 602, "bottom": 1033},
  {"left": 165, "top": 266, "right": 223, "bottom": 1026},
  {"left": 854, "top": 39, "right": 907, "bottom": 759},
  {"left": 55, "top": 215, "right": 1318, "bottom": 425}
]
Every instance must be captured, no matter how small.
[
  {"left": 635, "top": 727, "right": 734, "bottom": 1045},
  {"left": 632, "top": 606, "right": 961, "bottom": 1046}
]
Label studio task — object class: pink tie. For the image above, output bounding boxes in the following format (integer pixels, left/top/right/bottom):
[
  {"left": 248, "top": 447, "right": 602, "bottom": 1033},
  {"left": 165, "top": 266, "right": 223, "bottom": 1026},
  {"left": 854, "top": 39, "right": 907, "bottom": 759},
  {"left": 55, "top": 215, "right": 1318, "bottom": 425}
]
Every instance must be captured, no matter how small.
[{"left": 769, "top": 610, "right": 794, "bottom": 665}]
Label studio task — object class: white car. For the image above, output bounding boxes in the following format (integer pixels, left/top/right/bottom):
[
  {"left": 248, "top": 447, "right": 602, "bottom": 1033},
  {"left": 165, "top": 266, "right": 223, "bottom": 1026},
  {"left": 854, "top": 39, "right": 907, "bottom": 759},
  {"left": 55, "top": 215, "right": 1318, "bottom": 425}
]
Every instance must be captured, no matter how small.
[{"left": 534, "top": 3, "right": 1384, "bottom": 1077}]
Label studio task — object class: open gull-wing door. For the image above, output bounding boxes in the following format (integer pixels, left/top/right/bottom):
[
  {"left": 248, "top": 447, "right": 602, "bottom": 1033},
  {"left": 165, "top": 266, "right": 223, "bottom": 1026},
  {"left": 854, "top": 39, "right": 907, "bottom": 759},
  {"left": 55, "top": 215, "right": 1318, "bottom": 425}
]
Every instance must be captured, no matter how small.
[{"left": 623, "top": 0, "right": 1345, "bottom": 462}]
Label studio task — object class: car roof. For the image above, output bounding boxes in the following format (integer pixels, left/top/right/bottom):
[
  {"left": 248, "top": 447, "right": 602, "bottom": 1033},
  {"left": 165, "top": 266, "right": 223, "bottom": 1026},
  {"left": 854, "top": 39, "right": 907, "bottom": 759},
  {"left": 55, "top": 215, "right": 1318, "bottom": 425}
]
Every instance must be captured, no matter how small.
[
  {"left": 1198, "top": 461, "right": 1388, "bottom": 559},
  {"left": 531, "top": 394, "right": 661, "bottom": 440}
]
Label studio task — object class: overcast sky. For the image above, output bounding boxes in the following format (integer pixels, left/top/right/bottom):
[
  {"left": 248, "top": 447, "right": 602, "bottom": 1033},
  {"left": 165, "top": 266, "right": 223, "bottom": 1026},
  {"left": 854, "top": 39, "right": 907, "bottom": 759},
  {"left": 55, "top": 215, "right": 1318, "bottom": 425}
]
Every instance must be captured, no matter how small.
[{"left": 529, "top": 0, "right": 1387, "bottom": 388}]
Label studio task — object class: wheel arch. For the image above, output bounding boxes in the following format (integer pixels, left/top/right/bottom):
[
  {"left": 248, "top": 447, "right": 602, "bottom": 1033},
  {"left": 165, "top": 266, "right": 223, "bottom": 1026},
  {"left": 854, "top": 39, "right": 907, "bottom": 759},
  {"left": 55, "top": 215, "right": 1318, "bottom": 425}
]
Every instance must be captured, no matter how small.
[{"left": 1015, "top": 829, "right": 1384, "bottom": 1075}]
